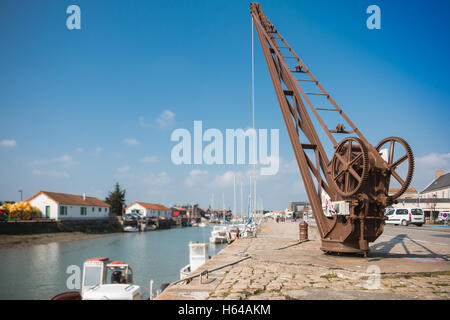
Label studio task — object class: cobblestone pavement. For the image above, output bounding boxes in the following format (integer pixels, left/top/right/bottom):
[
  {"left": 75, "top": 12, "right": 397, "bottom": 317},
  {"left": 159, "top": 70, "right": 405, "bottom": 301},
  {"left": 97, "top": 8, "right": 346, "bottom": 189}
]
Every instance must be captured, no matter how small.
[{"left": 156, "top": 220, "right": 450, "bottom": 300}]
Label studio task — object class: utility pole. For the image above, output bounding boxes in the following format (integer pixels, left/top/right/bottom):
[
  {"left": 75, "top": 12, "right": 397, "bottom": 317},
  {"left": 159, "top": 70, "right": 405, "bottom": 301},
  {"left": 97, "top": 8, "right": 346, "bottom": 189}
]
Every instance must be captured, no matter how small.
[{"left": 18, "top": 190, "right": 23, "bottom": 202}]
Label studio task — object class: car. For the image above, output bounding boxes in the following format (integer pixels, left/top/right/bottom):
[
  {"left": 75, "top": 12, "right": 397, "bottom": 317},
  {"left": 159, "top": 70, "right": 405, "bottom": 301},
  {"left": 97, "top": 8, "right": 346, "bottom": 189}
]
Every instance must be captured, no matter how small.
[
  {"left": 122, "top": 213, "right": 138, "bottom": 221},
  {"left": 129, "top": 213, "right": 144, "bottom": 220},
  {"left": 385, "top": 207, "right": 424, "bottom": 226}
]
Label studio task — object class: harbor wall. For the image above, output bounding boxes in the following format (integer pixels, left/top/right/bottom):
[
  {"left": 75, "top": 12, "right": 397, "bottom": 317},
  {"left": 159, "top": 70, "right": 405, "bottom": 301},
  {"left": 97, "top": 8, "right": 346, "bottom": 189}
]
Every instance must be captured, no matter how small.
[
  {"left": 0, "top": 216, "right": 190, "bottom": 235},
  {"left": 0, "top": 218, "right": 123, "bottom": 235}
]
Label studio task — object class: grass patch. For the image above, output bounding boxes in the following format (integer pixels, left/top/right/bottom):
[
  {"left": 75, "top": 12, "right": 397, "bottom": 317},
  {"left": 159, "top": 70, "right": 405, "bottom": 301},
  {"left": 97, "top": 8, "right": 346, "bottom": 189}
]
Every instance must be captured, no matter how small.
[
  {"left": 391, "top": 284, "right": 407, "bottom": 289},
  {"left": 253, "top": 288, "right": 264, "bottom": 295},
  {"left": 434, "top": 283, "right": 449, "bottom": 287},
  {"left": 320, "top": 273, "right": 339, "bottom": 281},
  {"left": 417, "top": 271, "right": 450, "bottom": 278},
  {"left": 240, "top": 290, "right": 252, "bottom": 298}
]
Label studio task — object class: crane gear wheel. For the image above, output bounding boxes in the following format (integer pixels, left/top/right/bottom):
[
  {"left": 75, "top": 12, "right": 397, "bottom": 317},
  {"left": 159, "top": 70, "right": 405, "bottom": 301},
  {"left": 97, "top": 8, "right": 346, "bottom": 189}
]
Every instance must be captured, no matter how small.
[
  {"left": 376, "top": 136, "right": 414, "bottom": 200},
  {"left": 331, "top": 137, "right": 369, "bottom": 197}
]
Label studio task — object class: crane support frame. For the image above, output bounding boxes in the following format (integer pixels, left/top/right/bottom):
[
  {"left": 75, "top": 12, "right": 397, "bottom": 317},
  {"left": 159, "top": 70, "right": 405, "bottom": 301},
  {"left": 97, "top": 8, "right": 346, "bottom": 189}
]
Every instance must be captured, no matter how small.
[{"left": 250, "top": 3, "right": 414, "bottom": 255}]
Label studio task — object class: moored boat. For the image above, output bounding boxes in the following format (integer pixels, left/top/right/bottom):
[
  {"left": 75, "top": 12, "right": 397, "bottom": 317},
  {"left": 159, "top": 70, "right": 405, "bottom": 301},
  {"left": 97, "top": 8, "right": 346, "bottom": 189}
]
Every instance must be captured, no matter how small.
[
  {"left": 123, "top": 226, "right": 139, "bottom": 232},
  {"left": 179, "top": 242, "right": 209, "bottom": 279},
  {"left": 52, "top": 257, "right": 142, "bottom": 300}
]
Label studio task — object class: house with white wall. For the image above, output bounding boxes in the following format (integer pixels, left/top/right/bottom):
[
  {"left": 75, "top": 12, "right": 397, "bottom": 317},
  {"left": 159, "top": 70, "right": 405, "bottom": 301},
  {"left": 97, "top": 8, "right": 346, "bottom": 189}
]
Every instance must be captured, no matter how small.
[
  {"left": 389, "top": 171, "right": 450, "bottom": 220},
  {"left": 124, "top": 202, "right": 171, "bottom": 218},
  {"left": 26, "top": 191, "right": 110, "bottom": 220},
  {"left": 421, "top": 170, "right": 450, "bottom": 200}
]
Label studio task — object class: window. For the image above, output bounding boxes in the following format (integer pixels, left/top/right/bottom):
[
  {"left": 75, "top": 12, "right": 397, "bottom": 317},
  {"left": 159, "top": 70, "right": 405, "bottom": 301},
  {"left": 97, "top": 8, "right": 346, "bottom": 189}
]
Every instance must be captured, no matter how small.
[
  {"left": 92, "top": 207, "right": 95, "bottom": 212},
  {"left": 385, "top": 210, "right": 394, "bottom": 216},
  {"left": 98, "top": 207, "right": 101, "bottom": 212},
  {"left": 60, "top": 206, "right": 68, "bottom": 216},
  {"left": 81, "top": 207, "right": 87, "bottom": 216},
  {"left": 411, "top": 209, "right": 423, "bottom": 216},
  {"left": 396, "top": 209, "right": 408, "bottom": 215},
  {"left": 83, "top": 266, "right": 103, "bottom": 286}
]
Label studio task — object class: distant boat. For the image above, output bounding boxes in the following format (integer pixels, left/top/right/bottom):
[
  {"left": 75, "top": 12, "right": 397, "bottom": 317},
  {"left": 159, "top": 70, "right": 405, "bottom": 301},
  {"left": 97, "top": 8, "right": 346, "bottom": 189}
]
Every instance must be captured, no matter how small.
[
  {"left": 209, "top": 226, "right": 228, "bottom": 244},
  {"left": 198, "top": 222, "right": 206, "bottom": 227},
  {"left": 123, "top": 226, "right": 139, "bottom": 232}
]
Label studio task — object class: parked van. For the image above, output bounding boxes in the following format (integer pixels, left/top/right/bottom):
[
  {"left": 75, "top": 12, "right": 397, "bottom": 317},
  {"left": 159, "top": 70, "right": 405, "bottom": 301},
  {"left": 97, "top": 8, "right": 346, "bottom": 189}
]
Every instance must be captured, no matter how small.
[{"left": 385, "top": 207, "right": 424, "bottom": 226}]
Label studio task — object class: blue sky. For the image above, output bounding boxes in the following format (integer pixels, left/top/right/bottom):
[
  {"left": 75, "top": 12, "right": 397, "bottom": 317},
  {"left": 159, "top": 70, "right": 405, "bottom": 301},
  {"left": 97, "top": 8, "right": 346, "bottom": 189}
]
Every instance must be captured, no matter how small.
[{"left": 0, "top": 0, "right": 449, "bottom": 210}]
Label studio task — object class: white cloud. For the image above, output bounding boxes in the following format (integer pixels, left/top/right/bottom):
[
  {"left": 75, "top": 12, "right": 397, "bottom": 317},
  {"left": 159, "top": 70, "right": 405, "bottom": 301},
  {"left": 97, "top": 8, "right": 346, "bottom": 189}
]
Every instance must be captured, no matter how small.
[
  {"left": 0, "top": 139, "right": 16, "bottom": 147},
  {"left": 117, "top": 165, "right": 130, "bottom": 173},
  {"left": 28, "top": 159, "right": 49, "bottom": 167},
  {"left": 145, "top": 172, "right": 171, "bottom": 185},
  {"left": 123, "top": 138, "right": 140, "bottom": 145},
  {"left": 96, "top": 146, "right": 103, "bottom": 154},
  {"left": 416, "top": 153, "right": 450, "bottom": 169},
  {"left": 139, "top": 116, "right": 152, "bottom": 128},
  {"left": 140, "top": 156, "right": 158, "bottom": 163},
  {"left": 212, "top": 170, "right": 247, "bottom": 186},
  {"left": 413, "top": 152, "right": 450, "bottom": 190},
  {"left": 29, "top": 154, "right": 77, "bottom": 168},
  {"left": 157, "top": 110, "right": 176, "bottom": 128},
  {"left": 76, "top": 147, "right": 84, "bottom": 153},
  {"left": 185, "top": 169, "right": 209, "bottom": 187},
  {"left": 32, "top": 169, "right": 69, "bottom": 178},
  {"left": 53, "top": 154, "right": 76, "bottom": 167}
]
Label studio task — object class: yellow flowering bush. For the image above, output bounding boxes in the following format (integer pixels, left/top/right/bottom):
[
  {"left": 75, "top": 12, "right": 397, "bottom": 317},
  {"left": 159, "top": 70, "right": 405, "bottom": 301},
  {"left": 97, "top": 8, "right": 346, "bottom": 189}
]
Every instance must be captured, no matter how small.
[{"left": 4, "top": 202, "right": 40, "bottom": 220}]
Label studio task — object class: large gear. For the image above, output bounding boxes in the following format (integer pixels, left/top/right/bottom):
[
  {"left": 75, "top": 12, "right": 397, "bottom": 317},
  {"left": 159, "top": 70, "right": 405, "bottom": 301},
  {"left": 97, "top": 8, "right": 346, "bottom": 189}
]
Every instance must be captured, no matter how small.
[
  {"left": 376, "top": 137, "right": 414, "bottom": 199},
  {"left": 331, "top": 137, "right": 369, "bottom": 197}
]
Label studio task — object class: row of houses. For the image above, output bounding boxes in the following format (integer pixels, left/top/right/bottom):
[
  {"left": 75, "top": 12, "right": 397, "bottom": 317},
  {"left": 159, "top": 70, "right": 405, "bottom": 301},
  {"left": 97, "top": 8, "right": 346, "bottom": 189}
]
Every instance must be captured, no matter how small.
[
  {"left": 24, "top": 191, "right": 228, "bottom": 221},
  {"left": 24, "top": 170, "right": 448, "bottom": 221}
]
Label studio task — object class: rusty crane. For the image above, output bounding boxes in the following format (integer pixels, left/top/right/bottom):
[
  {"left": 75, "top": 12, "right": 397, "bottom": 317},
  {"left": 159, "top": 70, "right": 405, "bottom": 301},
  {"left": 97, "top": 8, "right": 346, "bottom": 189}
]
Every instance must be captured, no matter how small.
[{"left": 250, "top": 3, "right": 414, "bottom": 256}]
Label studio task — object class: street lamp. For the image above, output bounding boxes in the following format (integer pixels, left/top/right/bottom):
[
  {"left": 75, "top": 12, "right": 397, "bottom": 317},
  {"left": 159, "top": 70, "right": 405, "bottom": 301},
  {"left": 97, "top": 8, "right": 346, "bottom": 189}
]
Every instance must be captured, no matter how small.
[{"left": 18, "top": 190, "right": 23, "bottom": 202}]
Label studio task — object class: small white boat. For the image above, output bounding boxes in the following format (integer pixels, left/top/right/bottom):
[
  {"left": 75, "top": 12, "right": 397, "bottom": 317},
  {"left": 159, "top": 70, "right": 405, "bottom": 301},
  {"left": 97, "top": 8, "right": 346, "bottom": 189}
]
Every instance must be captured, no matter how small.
[
  {"left": 209, "top": 226, "right": 228, "bottom": 244},
  {"left": 180, "top": 242, "right": 209, "bottom": 279},
  {"left": 198, "top": 222, "right": 206, "bottom": 227},
  {"left": 179, "top": 264, "right": 191, "bottom": 279},
  {"left": 123, "top": 226, "right": 139, "bottom": 232}
]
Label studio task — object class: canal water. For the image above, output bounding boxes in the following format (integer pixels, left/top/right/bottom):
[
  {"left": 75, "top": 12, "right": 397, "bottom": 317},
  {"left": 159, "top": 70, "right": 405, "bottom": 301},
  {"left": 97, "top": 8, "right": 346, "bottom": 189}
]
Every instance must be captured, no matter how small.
[{"left": 0, "top": 225, "right": 226, "bottom": 300}]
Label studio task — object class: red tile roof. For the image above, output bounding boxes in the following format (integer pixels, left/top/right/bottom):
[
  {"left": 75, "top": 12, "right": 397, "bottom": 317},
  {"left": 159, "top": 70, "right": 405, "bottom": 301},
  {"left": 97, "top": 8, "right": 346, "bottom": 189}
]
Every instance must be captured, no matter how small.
[
  {"left": 125, "top": 201, "right": 170, "bottom": 211},
  {"left": 26, "top": 191, "right": 109, "bottom": 207},
  {"left": 389, "top": 187, "right": 418, "bottom": 194},
  {"left": 172, "top": 206, "right": 187, "bottom": 211}
]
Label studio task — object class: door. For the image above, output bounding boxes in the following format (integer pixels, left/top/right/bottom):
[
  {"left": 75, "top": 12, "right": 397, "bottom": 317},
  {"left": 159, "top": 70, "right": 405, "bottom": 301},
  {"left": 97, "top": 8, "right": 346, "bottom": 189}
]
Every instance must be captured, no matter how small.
[{"left": 45, "top": 206, "right": 50, "bottom": 219}]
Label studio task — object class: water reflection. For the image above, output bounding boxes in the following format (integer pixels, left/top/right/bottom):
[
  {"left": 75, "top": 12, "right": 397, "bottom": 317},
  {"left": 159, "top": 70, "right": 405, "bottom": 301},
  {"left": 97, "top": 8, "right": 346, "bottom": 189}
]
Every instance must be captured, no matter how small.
[{"left": 0, "top": 225, "right": 226, "bottom": 300}]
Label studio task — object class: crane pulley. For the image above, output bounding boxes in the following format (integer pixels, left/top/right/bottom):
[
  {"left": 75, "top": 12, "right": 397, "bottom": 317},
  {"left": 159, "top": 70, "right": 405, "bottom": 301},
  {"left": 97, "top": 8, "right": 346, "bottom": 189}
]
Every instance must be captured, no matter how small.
[{"left": 250, "top": 2, "right": 414, "bottom": 256}]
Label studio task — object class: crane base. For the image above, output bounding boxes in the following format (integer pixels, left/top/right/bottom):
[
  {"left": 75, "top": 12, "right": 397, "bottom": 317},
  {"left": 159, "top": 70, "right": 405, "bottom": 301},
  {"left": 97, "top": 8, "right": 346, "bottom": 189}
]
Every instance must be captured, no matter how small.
[{"left": 320, "top": 239, "right": 369, "bottom": 256}]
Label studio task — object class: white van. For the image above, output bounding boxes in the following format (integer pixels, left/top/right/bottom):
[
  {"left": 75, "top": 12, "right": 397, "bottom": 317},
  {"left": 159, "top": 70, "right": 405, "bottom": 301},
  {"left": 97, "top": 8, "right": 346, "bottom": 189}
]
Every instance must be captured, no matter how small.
[{"left": 385, "top": 207, "right": 424, "bottom": 226}]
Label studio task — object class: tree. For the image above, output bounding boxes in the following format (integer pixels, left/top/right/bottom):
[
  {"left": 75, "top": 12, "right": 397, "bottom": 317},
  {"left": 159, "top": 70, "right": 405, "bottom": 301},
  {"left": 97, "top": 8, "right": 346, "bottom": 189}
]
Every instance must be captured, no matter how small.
[{"left": 105, "top": 182, "right": 126, "bottom": 216}]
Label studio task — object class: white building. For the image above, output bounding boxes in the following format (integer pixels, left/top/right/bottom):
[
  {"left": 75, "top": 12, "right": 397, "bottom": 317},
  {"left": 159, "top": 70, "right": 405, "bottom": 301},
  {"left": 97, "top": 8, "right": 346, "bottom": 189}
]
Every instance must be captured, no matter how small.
[
  {"left": 124, "top": 202, "right": 171, "bottom": 218},
  {"left": 390, "top": 170, "right": 450, "bottom": 220},
  {"left": 26, "top": 191, "right": 110, "bottom": 220},
  {"left": 421, "top": 170, "right": 450, "bottom": 199}
]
